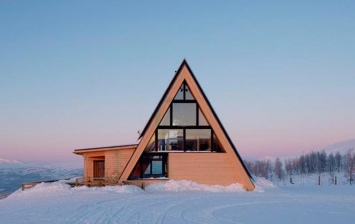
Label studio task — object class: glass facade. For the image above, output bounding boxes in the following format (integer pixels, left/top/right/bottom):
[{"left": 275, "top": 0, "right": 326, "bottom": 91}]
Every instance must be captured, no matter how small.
[
  {"left": 148, "top": 81, "right": 224, "bottom": 153},
  {"left": 131, "top": 81, "right": 226, "bottom": 180}
]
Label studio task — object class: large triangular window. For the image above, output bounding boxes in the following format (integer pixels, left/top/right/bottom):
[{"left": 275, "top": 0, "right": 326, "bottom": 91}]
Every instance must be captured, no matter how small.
[{"left": 146, "top": 81, "right": 223, "bottom": 153}]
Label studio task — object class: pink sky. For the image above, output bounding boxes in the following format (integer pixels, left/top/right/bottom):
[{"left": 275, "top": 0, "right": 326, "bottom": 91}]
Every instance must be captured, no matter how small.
[{"left": 1, "top": 1, "right": 355, "bottom": 162}]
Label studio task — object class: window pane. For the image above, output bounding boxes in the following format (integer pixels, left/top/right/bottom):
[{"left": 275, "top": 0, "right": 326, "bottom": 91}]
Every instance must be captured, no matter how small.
[
  {"left": 185, "top": 85, "right": 194, "bottom": 100},
  {"left": 213, "top": 134, "right": 224, "bottom": 152},
  {"left": 186, "top": 129, "right": 211, "bottom": 151},
  {"left": 152, "top": 160, "right": 162, "bottom": 175},
  {"left": 174, "top": 84, "right": 184, "bottom": 100},
  {"left": 144, "top": 163, "right": 152, "bottom": 175},
  {"left": 198, "top": 108, "right": 209, "bottom": 126},
  {"left": 158, "top": 129, "right": 184, "bottom": 151},
  {"left": 144, "top": 134, "right": 156, "bottom": 152},
  {"left": 172, "top": 103, "right": 196, "bottom": 126},
  {"left": 160, "top": 108, "right": 170, "bottom": 126},
  {"left": 140, "top": 155, "right": 167, "bottom": 178}
]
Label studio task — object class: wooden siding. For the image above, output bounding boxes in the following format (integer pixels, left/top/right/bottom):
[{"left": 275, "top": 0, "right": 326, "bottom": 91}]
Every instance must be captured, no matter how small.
[
  {"left": 81, "top": 147, "right": 135, "bottom": 182},
  {"left": 169, "top": 153, "right": 243, "bottom": 186},
  {"left": 104, "top": 150, "right": 119, "bottom": 180},
  {"left": 105, "top": 148, "right": 135, "bottom": 180}
]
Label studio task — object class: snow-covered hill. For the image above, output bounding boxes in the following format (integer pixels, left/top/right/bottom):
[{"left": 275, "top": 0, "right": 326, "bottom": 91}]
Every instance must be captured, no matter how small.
[
  {"left": 0, "top": 158, "right": 23, "bottom": 165},
  {"left": 321, "top": 139, "right": 355, "bottom": 155}
]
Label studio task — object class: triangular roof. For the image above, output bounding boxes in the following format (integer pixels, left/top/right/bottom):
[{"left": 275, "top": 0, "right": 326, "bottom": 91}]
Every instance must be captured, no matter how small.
[{"left": 119, "top": 60, "right": 254, "bottom": 190}]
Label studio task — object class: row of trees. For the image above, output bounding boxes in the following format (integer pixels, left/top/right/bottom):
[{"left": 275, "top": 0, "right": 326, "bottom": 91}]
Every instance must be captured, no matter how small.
[{"left": 244, "top": 148, "right": 355, "bottom": 185}]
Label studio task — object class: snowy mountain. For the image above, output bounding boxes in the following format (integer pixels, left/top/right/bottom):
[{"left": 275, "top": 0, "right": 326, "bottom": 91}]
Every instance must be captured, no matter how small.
[
  {"left": 320, "top": 139, "right": 355, "bottom": 155},
  {"left": 0, "top": 158, "right": 23, "bottom": 165},
  {"left": 0, "top": 162, "right": 82, "bottom": 196}
]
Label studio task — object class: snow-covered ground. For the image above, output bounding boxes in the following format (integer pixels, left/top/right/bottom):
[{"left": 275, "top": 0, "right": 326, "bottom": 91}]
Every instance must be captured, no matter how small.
[{"left": 1, "top": 179, "right": 354, "bottom": 224}]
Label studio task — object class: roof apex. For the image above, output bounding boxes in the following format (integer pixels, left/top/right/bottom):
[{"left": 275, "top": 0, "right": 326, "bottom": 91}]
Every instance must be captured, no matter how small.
[{"left": 138, "top": 59, "right": 193, "bottom": 139}]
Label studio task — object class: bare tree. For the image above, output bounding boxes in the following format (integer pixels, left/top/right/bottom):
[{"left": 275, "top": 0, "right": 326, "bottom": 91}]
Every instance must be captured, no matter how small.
[
  {"left": 274, "top": 157, "right": 284, "bottom": 184},
  {"left": 244, "top": 160, "right": 254, "bottom": 176},
  {"left": 309, "top": 152, "right": 317, "bottom": 174},
  {"left": 298, "top": 155, "right": 307, "bottom": 175},
  {"left": 243, "top": 159, "right": 274, "bottom": 180},
  {"left": 335, "top": 151, "right": 342, "bottom": 172},
  {"left": 327, "top": 153, "right": 336, "bottom": 184},
  {"left": 285, "top": 159, "right": 293, "bottom": 175},
  {"left": 316, "top": 151, "right": 327, "bottom": 174},
  {"left": 344, "top": 148, "right": 355, "bottom": 185},
  {"left": 327, "top": 153, "right": 336, "bottom": 174}
]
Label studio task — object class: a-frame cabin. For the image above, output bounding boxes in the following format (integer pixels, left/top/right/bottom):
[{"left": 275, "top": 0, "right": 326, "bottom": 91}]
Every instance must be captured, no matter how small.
[{"left": 74, "top": 60, "right": 255, "bottom": 191}]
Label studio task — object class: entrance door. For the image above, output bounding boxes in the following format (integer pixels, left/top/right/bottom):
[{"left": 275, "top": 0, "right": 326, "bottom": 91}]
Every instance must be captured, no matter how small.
[{"left": 93, "top": 160, "right": 105, "bottom": 179}]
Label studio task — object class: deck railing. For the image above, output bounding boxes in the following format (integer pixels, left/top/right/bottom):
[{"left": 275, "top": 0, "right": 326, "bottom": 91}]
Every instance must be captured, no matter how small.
[{"left": 21, "top": 178, "right": 72, "bottom": 190}]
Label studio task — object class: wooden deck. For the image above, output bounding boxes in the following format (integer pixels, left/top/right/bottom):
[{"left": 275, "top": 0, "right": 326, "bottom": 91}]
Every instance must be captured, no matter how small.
[{"left": 22, "top": 177, "right": 170, "bottom": 191}]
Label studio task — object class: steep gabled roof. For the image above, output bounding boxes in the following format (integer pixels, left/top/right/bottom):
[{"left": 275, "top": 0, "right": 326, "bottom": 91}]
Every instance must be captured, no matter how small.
[
  {"left": 138, "top": 59, "right": 189, "bottom": 140},
  {"left": 119, "top": 60, "right": 254, "bottom": 190}
]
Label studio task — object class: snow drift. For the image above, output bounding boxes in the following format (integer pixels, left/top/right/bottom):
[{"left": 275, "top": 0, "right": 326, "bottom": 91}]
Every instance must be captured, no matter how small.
[{"left": 145, "top": 180, "right": 247, "bottom": 192}]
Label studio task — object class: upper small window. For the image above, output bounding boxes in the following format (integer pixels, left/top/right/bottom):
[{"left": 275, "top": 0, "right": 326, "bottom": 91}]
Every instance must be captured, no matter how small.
[
  {"left": 174, "top": 82, "right": 195, "bottom": 101},
  {"left": 185, "top": 85, "right": 194, "bottom": 100},
  {"left": 174, "top": 85, "right": 184, "bottom": 100}
]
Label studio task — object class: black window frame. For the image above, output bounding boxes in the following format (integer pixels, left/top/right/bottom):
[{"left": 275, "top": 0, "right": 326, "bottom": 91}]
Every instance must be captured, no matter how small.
[
  {"left": 140, "top": 152, "right": 168, "bottom": 179},
  {"left": 151, "top": 81, "right": 223, "bottom": 152}
]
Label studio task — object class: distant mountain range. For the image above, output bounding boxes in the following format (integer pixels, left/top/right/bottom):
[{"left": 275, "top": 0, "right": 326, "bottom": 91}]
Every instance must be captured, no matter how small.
[
  {"left": 0, "top": 161, "right": 82, "bottom": 196},
  {"left": 321, "top": 139, "right": 355, "bottom": 155},
  {"left": 246, "top": 139, "right": 355, "bottom": 162},
  {"left": 0, "top": 158, "right": 23, "bottom": 164}
]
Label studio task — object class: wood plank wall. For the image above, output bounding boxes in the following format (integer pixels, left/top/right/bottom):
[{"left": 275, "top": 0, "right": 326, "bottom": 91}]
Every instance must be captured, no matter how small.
[
  {"left": 106, "top": 148, "right": 134, "bottom": 179},
  {"left": 81, "top": 148, "right": 135, "bottom": 181},
  {"left": 169, "top": 153, "right": 241, "bottom": 186}
]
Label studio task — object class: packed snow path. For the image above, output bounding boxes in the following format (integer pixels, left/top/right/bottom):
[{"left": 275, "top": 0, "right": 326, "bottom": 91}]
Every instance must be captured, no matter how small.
[{"left": 1, "top": 180, "right": 355, "bottom": 224}]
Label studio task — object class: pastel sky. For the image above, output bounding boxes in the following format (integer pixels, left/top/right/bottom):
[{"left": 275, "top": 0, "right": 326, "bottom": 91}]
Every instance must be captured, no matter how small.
[{"left": 1, "top": 1, "right": 354, "bottom": 162}]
